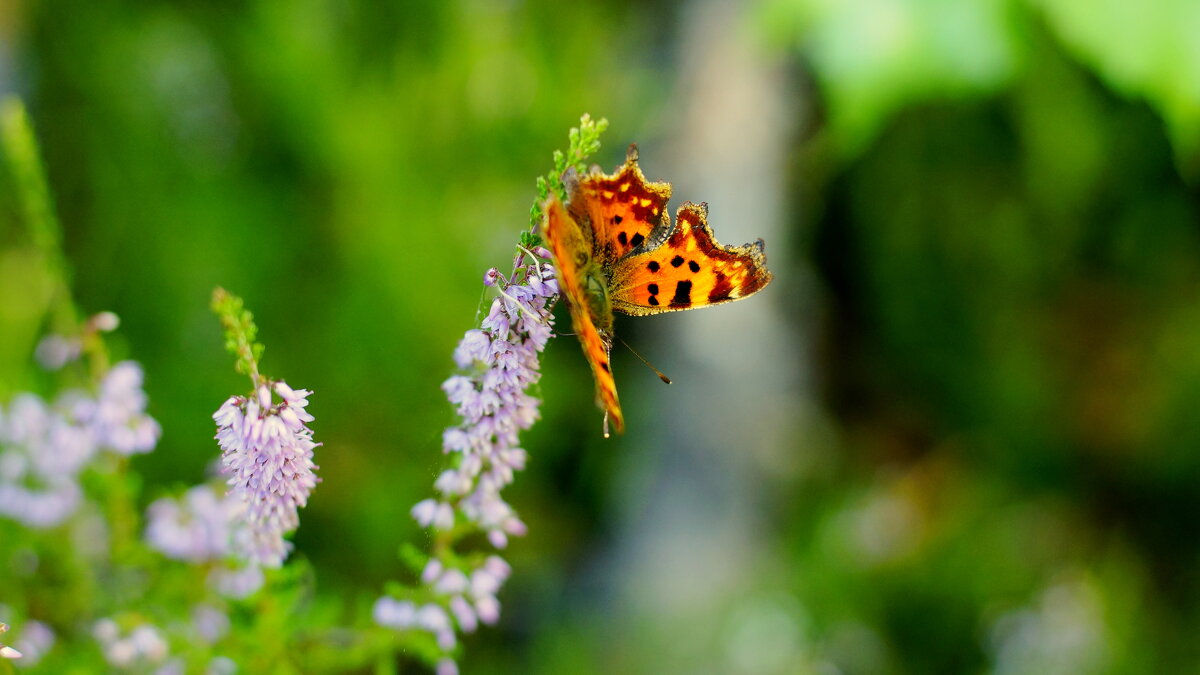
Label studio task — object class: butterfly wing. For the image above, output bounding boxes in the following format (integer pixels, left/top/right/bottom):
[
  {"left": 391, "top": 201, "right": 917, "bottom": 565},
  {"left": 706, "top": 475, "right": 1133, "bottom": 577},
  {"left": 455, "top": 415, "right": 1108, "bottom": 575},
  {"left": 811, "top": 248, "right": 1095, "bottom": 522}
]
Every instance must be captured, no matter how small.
[
  {"left": 542, "top": 195, "right": 625, "bottom": 435},
  {"left": 609, "top": 202, "right": 773, "bottom": 315},
  {"left": 566, "top": 144, "right": 673, "bottom": 264}
]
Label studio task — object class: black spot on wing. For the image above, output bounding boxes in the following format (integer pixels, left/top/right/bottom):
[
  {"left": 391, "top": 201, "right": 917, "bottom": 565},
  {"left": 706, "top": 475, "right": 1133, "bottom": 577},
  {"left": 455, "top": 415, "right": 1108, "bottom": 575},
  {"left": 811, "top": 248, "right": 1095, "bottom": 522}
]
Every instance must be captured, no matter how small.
[
  {"left": 647, "top": 282, "right": 661, "bottom": 306},
  {"left": 613, "top": 215, "right": 623, "bottom": 224},
  {"left": 617, "top": 231, "right": 628, "bottom": 246},
  {"left": 600, "top": 361, "right": 610, "bottom": 372},
  {"left": 648, "top": 261, "right": 660, "bottom": 272},
  {"left": 688, "top": 260, "right": 700, "bottom": 273},
  {"left": 630, "top": 233, "right": 645, "bottom": 248},
  {"left": 670, "top": 280, "right": 693, "bottom": 307},
  {"left": 671, "top": 255, "right": 685, "bottom": 268}
]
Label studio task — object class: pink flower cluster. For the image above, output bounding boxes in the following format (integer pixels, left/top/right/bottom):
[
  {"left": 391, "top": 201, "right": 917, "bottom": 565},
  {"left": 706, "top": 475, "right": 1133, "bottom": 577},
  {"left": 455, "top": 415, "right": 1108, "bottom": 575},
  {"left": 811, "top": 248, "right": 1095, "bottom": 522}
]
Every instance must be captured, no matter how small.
[
  {"left": 380, "top": 249, "right": 558, "bottom": 666},
  {"left": 413, "top": 257, "right": 557, "bottom": 546},
  {"left": 0, "top": 360, "right": 160, "bottom": 528},
  {"left": 213, "top": 381, "right": 319, "bottom": 567}
]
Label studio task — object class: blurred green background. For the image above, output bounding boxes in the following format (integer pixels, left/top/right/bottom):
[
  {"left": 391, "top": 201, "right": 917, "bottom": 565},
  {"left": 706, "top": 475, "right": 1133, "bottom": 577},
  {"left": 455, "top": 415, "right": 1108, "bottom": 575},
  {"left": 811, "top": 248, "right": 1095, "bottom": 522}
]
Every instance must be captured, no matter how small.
[{"left": 4, "top": 0, "right": 1200, "bottom": 672}]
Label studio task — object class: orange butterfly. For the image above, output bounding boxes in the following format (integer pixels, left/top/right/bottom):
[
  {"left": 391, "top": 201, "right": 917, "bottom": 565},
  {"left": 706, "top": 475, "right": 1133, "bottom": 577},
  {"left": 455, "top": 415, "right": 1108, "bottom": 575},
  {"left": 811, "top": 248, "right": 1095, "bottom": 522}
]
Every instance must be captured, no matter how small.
[{"left": 542, "top": 145, "right": 773, "bottom": 436}]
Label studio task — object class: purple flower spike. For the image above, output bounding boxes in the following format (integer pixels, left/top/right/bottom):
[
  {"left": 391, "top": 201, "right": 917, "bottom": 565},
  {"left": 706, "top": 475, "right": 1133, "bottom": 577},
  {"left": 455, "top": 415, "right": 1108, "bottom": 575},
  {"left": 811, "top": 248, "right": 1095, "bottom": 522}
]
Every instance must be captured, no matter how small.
[
  {"left": 429, "top": 259, "right": 556, "bottom": 546},
  {"left": 376, "top": 242, "right": 559, "bottom": 666},
  {"left": 213, "top": 380, "right": 320, "bottom": 568}
]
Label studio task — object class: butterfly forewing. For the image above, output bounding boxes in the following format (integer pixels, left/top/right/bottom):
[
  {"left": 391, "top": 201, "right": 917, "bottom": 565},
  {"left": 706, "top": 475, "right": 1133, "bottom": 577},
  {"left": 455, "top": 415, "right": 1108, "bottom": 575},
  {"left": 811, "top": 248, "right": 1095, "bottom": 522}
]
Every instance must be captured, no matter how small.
[{"left": 567, "top": 145, "right": 672, "bottom": 264}]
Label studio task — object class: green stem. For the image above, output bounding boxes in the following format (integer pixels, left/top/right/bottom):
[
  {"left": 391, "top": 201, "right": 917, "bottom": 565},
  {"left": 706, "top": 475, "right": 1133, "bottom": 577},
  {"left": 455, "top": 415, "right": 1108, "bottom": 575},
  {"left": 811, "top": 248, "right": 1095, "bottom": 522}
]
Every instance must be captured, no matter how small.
[
  {"left": 0, "top": 97, "right": 79, "bottom": 332},
  {"left": 212, "top": 287, "right": 265, "bottom": 387}
]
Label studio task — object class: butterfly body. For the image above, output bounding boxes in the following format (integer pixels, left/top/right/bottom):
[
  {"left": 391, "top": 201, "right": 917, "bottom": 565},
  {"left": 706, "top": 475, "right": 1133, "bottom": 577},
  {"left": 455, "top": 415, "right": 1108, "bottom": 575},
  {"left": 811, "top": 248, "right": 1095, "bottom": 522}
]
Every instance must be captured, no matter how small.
[{"left": 543, "top": 145, "right": 773, "bottom": 435}]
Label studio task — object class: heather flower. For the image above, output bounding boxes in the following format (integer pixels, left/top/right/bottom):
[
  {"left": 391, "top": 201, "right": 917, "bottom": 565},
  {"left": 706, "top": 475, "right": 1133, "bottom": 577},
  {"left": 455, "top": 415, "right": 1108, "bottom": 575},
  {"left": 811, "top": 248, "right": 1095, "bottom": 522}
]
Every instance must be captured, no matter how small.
[
  {"left": 191, "top": 605, "right": 230, "bottom": 644},
  {"left": 34, "top": 335, "right": 81, "bottom": 370},
  {"left": 0, "top": 623, "right": 21, "bottom": 659},
  {"left": 0, "top": 349, "right": 160, "bottom": 529},
  {"left": 145, "top": 484, "right": 245, "bottom": 563},
  {"left": 208, "top": 564, "right": 265, "bottom": 599},
  {"left": 210, "top": 284, "right": 323, "bottom": 572},
  {"left": 421, "top": 262, "right": 556, "bottom": 544},
  {"left": 206, "top": 656, "right": 238, "bottom": 675},
  {"left": 213, "top": 381, "right": 319, "bottom": 568},
  {"left": 0, "top": 482, "right": 82, "bottom": 529},
  {"left": 378, "top": 254, "right": 554, "bottom": 655},
  {"left": 143, "top": 481, "right": 268, "bottom": 599},
  {"left": 155, "top": 659, "right": 186, "bottom": 675},
  {"left": 0, "top": 393, "right": 89, "bottom": 528},
  {"left": 372, "top": 599, "right": 456, "bottom": 651},
  {"left": 9, "top": 620, "right": 54, "bottom": 667},
  {"left": 374, "top": 115, "right": 609, "bottom": 671},
  {"left": 93, "top": 619, "right": 169, "bottom": 669},
  {"left": 85, "top": 361, "right": 161, "bottom": 455}
]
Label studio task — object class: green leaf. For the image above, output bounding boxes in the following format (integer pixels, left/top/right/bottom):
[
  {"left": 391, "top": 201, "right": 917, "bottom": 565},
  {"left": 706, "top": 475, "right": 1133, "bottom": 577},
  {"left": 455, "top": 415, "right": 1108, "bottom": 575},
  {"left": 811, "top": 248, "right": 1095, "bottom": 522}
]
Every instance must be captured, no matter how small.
[
  {"left": 527, "top": 114, "right": 609, "bottom": 230},
  {"left": 211, "top": 287, "right": 265, "bottom": 385}
]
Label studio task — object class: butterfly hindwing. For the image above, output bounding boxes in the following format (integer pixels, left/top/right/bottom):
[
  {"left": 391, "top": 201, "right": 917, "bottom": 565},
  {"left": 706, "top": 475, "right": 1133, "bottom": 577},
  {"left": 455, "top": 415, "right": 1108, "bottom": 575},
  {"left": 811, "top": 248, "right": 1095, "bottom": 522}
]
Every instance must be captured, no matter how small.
[
  {"left": 542, "top": 196, "right": 625, "bottom": 434},
  {"left": 566, "top": 144, "right": 672, "bottom": 264},
  {"left": 609, "top": 202, "right": 773, "bottom": 316}
]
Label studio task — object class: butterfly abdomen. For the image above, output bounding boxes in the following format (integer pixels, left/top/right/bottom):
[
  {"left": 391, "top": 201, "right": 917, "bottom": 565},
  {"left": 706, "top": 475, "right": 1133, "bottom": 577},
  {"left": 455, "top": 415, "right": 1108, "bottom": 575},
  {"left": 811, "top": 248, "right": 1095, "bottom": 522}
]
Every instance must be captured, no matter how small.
[{"left": 583, "top": 265, "right": 613, "bottom": 333}]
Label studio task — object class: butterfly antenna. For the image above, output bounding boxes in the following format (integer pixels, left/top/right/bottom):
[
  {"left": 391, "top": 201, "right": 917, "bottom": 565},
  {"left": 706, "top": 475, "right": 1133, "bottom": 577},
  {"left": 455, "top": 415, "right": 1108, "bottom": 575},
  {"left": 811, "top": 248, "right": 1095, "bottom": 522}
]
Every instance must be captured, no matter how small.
[{"left": 616, "top": 335, "right": 672, "bottom": 384}]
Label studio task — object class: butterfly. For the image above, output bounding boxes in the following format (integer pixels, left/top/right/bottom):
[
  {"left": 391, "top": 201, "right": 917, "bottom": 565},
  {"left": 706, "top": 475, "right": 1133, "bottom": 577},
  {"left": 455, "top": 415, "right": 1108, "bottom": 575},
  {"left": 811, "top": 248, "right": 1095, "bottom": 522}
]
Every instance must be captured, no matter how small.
[{"left": 542, "top": 144, "right": 773, "bottom": 436}]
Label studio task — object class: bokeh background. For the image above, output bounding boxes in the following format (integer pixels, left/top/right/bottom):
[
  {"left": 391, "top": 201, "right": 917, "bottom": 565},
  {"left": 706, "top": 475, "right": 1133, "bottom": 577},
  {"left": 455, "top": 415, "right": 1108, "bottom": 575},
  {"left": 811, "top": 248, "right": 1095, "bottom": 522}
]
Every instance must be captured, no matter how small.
[{"left": 4, "top": 0, "right": 1200, "bottom": 672}]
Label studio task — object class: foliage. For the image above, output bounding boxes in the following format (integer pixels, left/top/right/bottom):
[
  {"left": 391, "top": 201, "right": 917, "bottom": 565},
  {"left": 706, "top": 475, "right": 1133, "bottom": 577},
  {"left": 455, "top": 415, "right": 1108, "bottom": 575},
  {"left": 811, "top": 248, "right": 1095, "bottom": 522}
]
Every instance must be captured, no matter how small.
[
  {"left": 4, "top": 1, "right": 1200, "bottom": 673},
  {"left": 527, "top": 113, "right": 610, "bottom": 234},
  {"left": 211, "top": 288, "right": 266, "bottom": 384}
]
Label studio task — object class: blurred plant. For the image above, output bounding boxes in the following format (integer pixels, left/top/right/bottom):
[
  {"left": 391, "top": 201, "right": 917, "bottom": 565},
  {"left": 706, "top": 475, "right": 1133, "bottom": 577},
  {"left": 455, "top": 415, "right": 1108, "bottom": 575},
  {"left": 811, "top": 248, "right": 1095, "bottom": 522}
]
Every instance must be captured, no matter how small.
[
  {"left": 372, "top": 115, "right": 606, "bottom": 672},
  {"left": 1, "top": 101, "right": 620, "bottom": 672},
  {"left": 758, "top": 0, "right": 1200, "bottom": 171},
  {"left": 528, "top": 113, "right": 609, "bottom": 231},
  {"left": 987, "top": 578, "right": 1111, "bottom": 674},
  {"left": 0, "top": 353, "right": 158, "bottom": 529},
  {"left": 0, "top": 97, "right": 186, "bottom": 671},
  {"left": 1, "top": 97, "right": 345, "bottom": 673}
]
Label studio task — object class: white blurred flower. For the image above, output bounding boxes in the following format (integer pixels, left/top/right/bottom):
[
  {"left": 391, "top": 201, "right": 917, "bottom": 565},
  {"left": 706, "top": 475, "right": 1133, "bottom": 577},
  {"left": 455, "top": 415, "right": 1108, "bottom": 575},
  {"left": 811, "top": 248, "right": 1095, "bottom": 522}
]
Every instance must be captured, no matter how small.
[
  {"left": 85, "top": 361, "right": 161, "bottom": 455},
  {"left": 372, "top": 598, "right": 418, "bottom": 628},
  {"left": 208, "top": 565, "right": 265, "bottom": 599},
  {"left": 0, "top": 358, "right": 160, "bottom": 529},
  {"left": 153, "top": 658, "right": 185, "bottom": 675},
  {"left": 34, "top": 335, "right": 81, "bottom": 371},
  {"left": 988, "top": 578, "right": 1110, "bottom": 675},
  {"left": 191, "top": 605, "right": 230, "bottom": 644},
  {"left": 94, "top": 620, "right": 169, "bottom": 669},
  {"left": 207, "top": 656, "right": 238, "bottom": 675},
  {"left": 10, "top": 619, "right": 53, "bottom": 667},
  {"left": 145, "top": 484, "right": 244, "bottom": 563}
]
